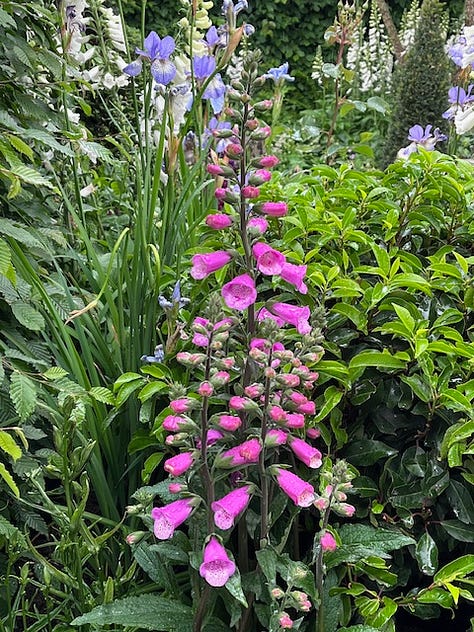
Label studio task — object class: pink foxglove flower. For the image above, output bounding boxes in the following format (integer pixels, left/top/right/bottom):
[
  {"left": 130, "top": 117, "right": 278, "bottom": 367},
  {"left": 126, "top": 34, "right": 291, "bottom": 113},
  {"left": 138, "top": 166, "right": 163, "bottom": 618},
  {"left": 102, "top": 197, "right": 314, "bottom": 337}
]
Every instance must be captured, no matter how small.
[
  {"left": 257, "top": 306, "right": 285, "bottom": 327},
  {"left": 196, "top": 429, "right": 223, "bottom": 448},
  {"left": 198, "top": 381, "right": 214, "bottom": 397},
  {"left": 285, "top": 413, "right": 305, "bottom": 429},
  {"left": 170, "top": 397, "right": 194, "bottom": 413},
  {"left": 229, "top": 395, "right": 259, "bottom": 411},
  {"left": 275, "top": 468, "right": 315, "bottom": 507},
  {"left": 247, "top": 216, "right": 269, "bottom": 234},
  {"left": 258, "top": 154, "right": 279, "bottom": 168},
  {"left": 164, "top": 452, "right": 194, "bottom": 476},
  {"left": 260, "top": 201, "right": 288, "bottom": 217},
  {"left": 298, "top": 401, "right": 316, "bottom": 415},
  {"left": 205, "top": 213, "right": 233, "bottom": 229},
  {"left": 191, "top": 251, "right": 232, "bottom": 280},
  {"left": 222, "top": 274, "right": 257, "bottom": 310},
  {"left": 276, "top": 373, "right": 300, "bottom": 388},
  {"left": 280, "top": 262, "right": 308, "bottom": 294},
  {"left": 211, "top": 485, "right": 252, "bottom": 529},
  {"left": 270, "top": 302, "right": 311, "bottom": 335},
  {"left": 241, "top": 185, "right": 260, "bottom": 198},
  {"left": 269, "top": 405, "right": 288, "bottom": 423},
  {"left": 253, "top": 242, "right": 286, "bottom": 275},
  {"left": 265, "top": 428, "right": 287, "bottom": 447},
  {"left": 217, "top": 414, "right": 242, "bottom": 431},
  {"left": 289, "top": 437, "right": 322, "bottom": 468},
  {"left": 199, "top": 536, "right": 236, "bottom": 586},
  {"left": 151, "top": 498, "right": 196, "bottom": 539},
  {"left": 162, "top": 415, "right": 189, "bottom": 432},
  {"left": 244, "top": 383, "right": 264, "bottom": 398},
  {"left": 279, "top": 612, "right": 294, "bottom": 628},
  {"left": 307, "top": 427, "right": 321, "bottom": 439},
  {"left": 320, "top": 531, "right": 337, "bottom": 552},
  {"left": 217, "top": 438, "right": 262, "bottom": 467}
]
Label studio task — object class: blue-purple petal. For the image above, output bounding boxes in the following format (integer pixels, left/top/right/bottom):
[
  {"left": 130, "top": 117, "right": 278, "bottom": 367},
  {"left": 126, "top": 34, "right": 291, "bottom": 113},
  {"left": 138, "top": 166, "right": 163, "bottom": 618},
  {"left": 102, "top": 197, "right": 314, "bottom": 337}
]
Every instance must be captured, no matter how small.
[
  {"left": 144, "top": 31, "right": 161, "bottom": 59},
  {"left": 151, "top": 58, "right": 177, "bottom": 85},
  {"left": 158, "top": 35, "right": 176, "bottom": 59},
  {"left": 193, "top": 55, "right": 217, "bottom": 80},
  {"left": 123, "top": 58, "right": 143, "bottom": 77}
]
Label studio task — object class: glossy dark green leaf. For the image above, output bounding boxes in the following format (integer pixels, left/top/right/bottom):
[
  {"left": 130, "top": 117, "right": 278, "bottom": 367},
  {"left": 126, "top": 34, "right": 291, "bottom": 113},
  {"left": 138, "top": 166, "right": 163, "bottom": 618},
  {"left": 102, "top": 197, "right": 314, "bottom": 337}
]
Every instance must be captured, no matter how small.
[
  {"left": 447, "top": 480, "right": 474, "bottom": 524},
  {"left": 441, "top": 520, "right": 474, "bottom": 542},
  {"left": 344, "top": 440, "right": 397, "bottom": 466},
  {"left": 416, "top": 532, "right": 438, "bottom": 575}
]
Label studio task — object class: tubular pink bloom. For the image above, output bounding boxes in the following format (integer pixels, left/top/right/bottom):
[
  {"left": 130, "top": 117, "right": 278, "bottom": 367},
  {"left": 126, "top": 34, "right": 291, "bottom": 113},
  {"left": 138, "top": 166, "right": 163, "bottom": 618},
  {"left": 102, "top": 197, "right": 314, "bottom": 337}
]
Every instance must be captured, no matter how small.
[
  {"left": 307, "top": 427, "right": 321, "bottom": 439},
  {"left": 261, "top": 201, "right": 288, "bottom": 217},
  {"left": 255, "top": 169, "right": 272, "bottom": 182},
  {"left": 244, "top": 383, "right": 264, "bottom": 398},
  {"left": 279, "top": 612, "right": 294, "bottom": 628},
  {"left": 199, "top": 536, "right": 236, "bottom": 587},
  {"left": 250, "top": 337, "right": 271, "bottom": 352},
  {"left": 211, "top": 485, "right": 252, "bottom": 529},
  {"left": 275, "top": 468, "right": 315, "bottom": 507},
  {"left": 253, "top": 242, "right": 286, "bottom": 275},
  {"left": 205, "top": 213, "right": 233, "bottom": 229},
  {"left": 218, "top": 357, "right": 236, "bottom": 369},
  {"left": 270, "top": 302, "right": 312, "bottom": 335},
  {"left": 151, "top": 498, "right": 196, "bottom": 539},
  {"left": 163, "top": 415, "right": 188, "bottom": 432},
  {"left": 218, "top": 438, "right": 262, "bottom": 467},
  {"left": 170, "top": 398, "right": 193, "bottom": 413},
  {"left": 320, "top": 531, "right": 337, "bottom": 552},
  {"left": 198, "top": 381, "right": 214, "bottom": 397},
  {"left": 276, "top": 373, "right": 300, "bottom": 388},
  {"left": 193, "top": 332, "right": 209, "bottom": 347},
  {"left": 285, "top": 413, "right": 305, "bottom": 429},
  {"left": 206, "top": 163, "right": 225, "bottom": 175},
  {"left": 222, "top": 274, "right": 257, "bottom": 310},
  {"left": 289, "top": 437, "right": 322, "bottom": 468},
  {"left": 196, "top": 428, "right": 223, "bottom": 448},
  {"left": 191, "top": 251, "right": 232, "bottom": 280},
  {"left": 247, "top": 217, "right": 269, "bottom": 234},
  {"left": 265, "top": 428, "right": 288, "bottom": 447},
  {"left": 217, "top": 414, "right": 242, "bottom": 431},
  {"left": 259, "top": 155, "right": 280, "bottom": 168},
  {"left": 213, "top": 317, "right": 234, "bottom": 332},
  {"left": 164, "top": 452, "right": 194, "bottom": 476},
  {"left": 298, "top": 401, "right": 316, "bottom": 415},
  {"left": 257, "top": 306, "right": 285, "bottom": 327},
  {"left": 280, "top": 262, "right": 308, "bottom": 294},
  {"left": 269, "top": 405, "right": 288, "bottom": 423},
  {"left": 241, "top": 185, "right": 261, "bottom": 198}
]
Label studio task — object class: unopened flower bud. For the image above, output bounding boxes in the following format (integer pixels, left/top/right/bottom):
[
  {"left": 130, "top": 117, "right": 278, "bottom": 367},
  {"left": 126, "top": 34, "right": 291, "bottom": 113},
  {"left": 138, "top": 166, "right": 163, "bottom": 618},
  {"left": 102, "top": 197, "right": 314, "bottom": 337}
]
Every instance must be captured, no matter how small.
[
  {"left": 245, "top": 118, "right": 259, "bottom": 130},
  {"left": 253, "top": 99, "right": 273, "bottom": 111},
  {"left": 213, "top": 128, "right": 234, "bottom": 139},
  {"left": 244, "top": 383, "right": 264, "bottom": 398},
  {"left": 126, "top": 531, "right": 146, "bottom": 545},
  {"left": 241, "top": 185, "right": 260, "bottom": 199},
  {"left": 251, "top": 125, "right": 272, "bottom": 141},
  {"left": 225, "top": 143, "right": 244, "bottom": 158},
  {"left": 271, "top": 586, "right": 285, "bottom": 599},
  {"left": 198, "top": 381, "right": 214, "bottom": 397}
]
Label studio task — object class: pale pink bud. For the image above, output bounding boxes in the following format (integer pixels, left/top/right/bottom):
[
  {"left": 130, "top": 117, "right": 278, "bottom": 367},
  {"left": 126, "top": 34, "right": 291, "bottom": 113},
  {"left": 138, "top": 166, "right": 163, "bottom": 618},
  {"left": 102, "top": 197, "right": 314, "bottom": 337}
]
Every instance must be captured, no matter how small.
[
  {"left": 276, "top": 373, "right": 300, "bottom": 388},
  {"left": 207, "top": 163, "right": 225, "bottom": 175},
  {"left": 290, "top": 392, "right": 308, "bottom": 406},
  {"left": 199, "top": 536, "right": 236, "bottom": 586},
  {"left": 269, "top": 405, "right": 288, "bottom": 423},
  {"left": 271, "top": 587, "right": 285, "bottom": 599},
  {"left": 164, "top": 452, "right": 194, "bottom": 476},
  {"left": 265, "top": 428, "right": 287, "bottom": 447},
  {"left": 245, "top": 118, "right": 259, "bottom": 130},
  {"left": 241, "top": 185, "right": 260, "bottom": 199},
  {"left": 320, "top": 531, "right": 337, "bottom": 552},
  {"left": 217, "top": 357, "right": 236, "bottom": 370},
  {"left": 198, "top": 381, "right": 214, "bottom": 397},
  {"left": 298, "top": 401, "right": 316, "bottom": 415},
  {"left": 176, "top": 351, "right": 206, "bottom": 366},
  {"left": 307, "top": 427, "right": 321, "bottom": 439},
  {"left": 217, "top": 414, "right": 242, "bottom": 431},
  {"left": 291, "top": 590, "right": 311, "bottom": 612},
  {"left": 169, "top": 398, "right": 194, "bottom": 413},
  {"left": 247, "top": 216, "right": 268, "bottom": 234},
  {"left": 168, "top": 483, "right": 184, "bottom": 494},
  {"left": 244, "top": 383, "right": 264, "bottom": 398},
  {"left": 229, "top": 396, "right": 258, "bottom": 411},
  {"left": 205, "top": 213, "right": 233, "bottom": 229},
  {"left": 215, "top": 187, "right": 227, "bottom": 200},
  {"left": 265, "top": 367, "right": 277, "bottom": 379},
  {"left": 211, "top": 371, "right": 231, "bottom": 387},
  {"left": 314, "top": 496, "right": 329, "bottom": 511},
  {"left": 285, "top": 413, "right": 305, "bottom": 429},
  {"left": 258, "top": 155, "right": 279, "bottom": 168},
  {"left": 335, "top": 503, "right": 356, "bottom": 517},
  {"left": 260, "top": 201, "right": 288, "bottom": 217},
  {"left": 279, "top": 613, "right": 293, "bottom": 629},
  {"left": 196, "top": 428, "right": 223, "bottom": 448},
  {"left": 255, "top": 168, "right": 272, "bottom": 181},
  {"left": 274, "top": 468, "right": 315, "bottom": 507},
  {"left": 163, "top": 415, "right": 189, "bottom": 432}
]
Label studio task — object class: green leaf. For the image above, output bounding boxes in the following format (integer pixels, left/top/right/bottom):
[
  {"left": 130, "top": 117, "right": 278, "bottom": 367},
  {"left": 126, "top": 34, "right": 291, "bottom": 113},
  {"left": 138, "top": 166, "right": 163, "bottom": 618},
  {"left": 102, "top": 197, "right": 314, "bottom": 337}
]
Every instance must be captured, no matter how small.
[
  {"left": 344, "top": 440, "right": 397, "bottom": 466},
  {"left": 331, "top": 303, "right": 367, "bottom": 332},
  {"left": 43, "top": 367, "right": 69, "bottom": 380},
  {"left": 434, "top": 555, "right": 474, "bottom": 584},
  {"left": 139, "top": 381, "right": 169, "bottom": 403},
  {"left": 7, "top": 164, "right": 53, "bottom": 189},
  {"left": 349, "top": 350, "right": 406, "bottom": 371},
  {"left": 71, "top": 595, "right": 194, "bottom": 630},
  {"left": 255, "top": 547, "right": 277, "bottom": 585},
  {"left": 401, "top": 374, "right": 432, "bottom": 403},
  {"left": 447, "top": 480, "right": 474, "bottom": 524},
  {"left": 441, "top": 520, "right": 474, "bottom": 542},
  {"left": 416, "top": 532, "right": 438, "bottom": 575},
  {"left": 0, "top": 239, "right": 11, "bottom": 275},
  {"left": 0, "top": 463, "right": 19, "bottom": 497},
  {"left": 10, "top": 372, "right": 37, "bottom": 421},
  {"left": 0, "top": 430, "right": 22, "bottom": 461},
  {"left": 133, "top": 542, "right": 166, "bottom": 586},
  {"left": 88, "top": 386, "right": 116, "bottom": 405},
  {"left": 226, "top": 568, "right": 248, "bottom": 607},
  {"left": 340, "top": 627, "right": 381, "bottom": 632},
  {"left": 11, "top": 301, "right": 45, "bottom": 331},
  {"left": 370, "top": 596, "right": 397, "bottom": 627},
  {"left": 417, "top": 587, "right": 453, "bottom": 609},
  {"left": 313, "top": 386, "right": 343, "bottom": 423}
]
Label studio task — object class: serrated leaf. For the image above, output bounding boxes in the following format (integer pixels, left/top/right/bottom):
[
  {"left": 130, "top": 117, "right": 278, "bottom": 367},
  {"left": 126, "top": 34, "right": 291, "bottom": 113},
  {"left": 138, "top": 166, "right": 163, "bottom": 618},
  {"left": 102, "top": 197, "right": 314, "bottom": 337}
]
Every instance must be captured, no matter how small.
[
  {"left": 6, "top": 133, "right": 33, "bottom": 160},
  {"left": 0, "top": 462, "right": 20, "bottom": 497},
  {"left": 43, "top": 366, "right": 69, "bottom": 380},
  {"left": 71, "top": 594, "right": 194, "bottom": 631},
  {"left": 11, "top": 301, "right": 45, "bottom": 331},
  {"left": 10, "top": 372, "right": 37, "bottom": 421},
  {"left": 0, "top": 239, "right": 10, "bottom": 275},
  {"left": 89, "top": 386, "right": 115, "bottom": 405},
  {"left": 24, "top": 129, "right": 74, "bottom": 157},
  {"left": 7, "top": 164, "right": 53, "bottom": 188},
  {"left": 0, "top": 7, "right": 17, "bottom": 29},
  {"left": 0, "top": 430, "right": 22, "bottom": 461}
]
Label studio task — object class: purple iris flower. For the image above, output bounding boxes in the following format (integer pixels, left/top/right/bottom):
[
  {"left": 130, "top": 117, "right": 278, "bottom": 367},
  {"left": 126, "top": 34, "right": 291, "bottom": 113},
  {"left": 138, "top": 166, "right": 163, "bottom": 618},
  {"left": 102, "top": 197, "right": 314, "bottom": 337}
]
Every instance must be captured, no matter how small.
[
  {"left": 263, "top": 62, "right": 295, "bottom": 85},
  {"left": 193, "top": 55, "right": 217, "bottom": 81},
  {"left": 204, "top": 26, "right": 223, "bottom": 49},
  {"left": 123, "top": 31, "right": 177, "bottom": 85},
  {"left": 407, "top": 124, "right": 432, "bottom": 143},
  {"left": 222, "top": 0, "right": 248, "bottom": 16}
]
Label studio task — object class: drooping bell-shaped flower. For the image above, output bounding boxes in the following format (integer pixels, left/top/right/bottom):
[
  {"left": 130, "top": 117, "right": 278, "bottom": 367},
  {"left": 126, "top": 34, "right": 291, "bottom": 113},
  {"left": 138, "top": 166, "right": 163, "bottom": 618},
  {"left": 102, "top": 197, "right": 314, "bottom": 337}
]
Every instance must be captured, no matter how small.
[
  {"left": 274, "top": 468, "right": 315, "bottom": 507},
  {"left": 211, "top": 485, "right": 253, "bottom": 529},
  {"left": 199, "top": 536, "right": 236, "bottom": 586},
  {"left": 222, "top": 274, "right": 257, "bottom": 310},
  {"left": 191, "top": 251, "right": 232, "bottom": 280},
  {"left": 151, "top": 497, "right": 197, "bottom": 539}
]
